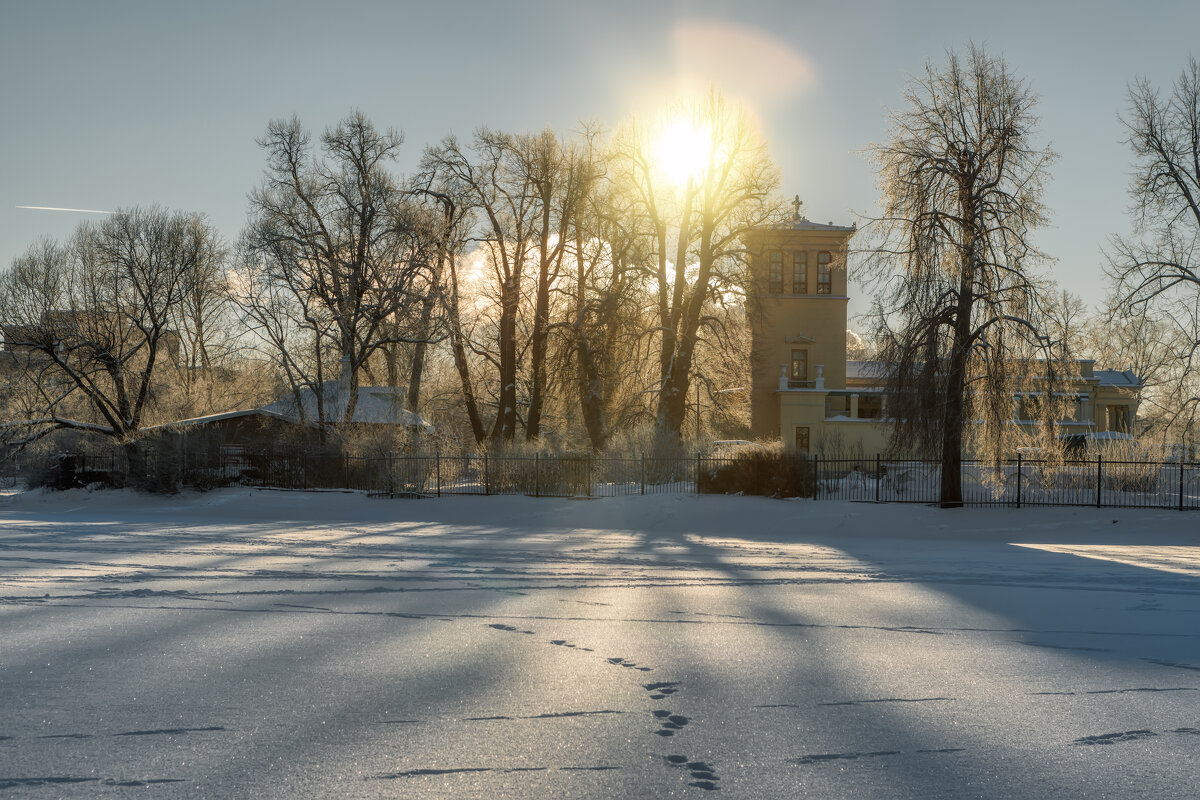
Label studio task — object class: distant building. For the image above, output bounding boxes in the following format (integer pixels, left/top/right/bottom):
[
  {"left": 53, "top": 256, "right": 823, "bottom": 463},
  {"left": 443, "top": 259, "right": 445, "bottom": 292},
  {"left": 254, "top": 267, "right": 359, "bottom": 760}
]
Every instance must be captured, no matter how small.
[
  {"left": 153, "top": 358, "right": 434, "bottom": 444},
  {"left": 1, "top": 310, "right": 182, "bottom": 368},
  {"left": 745, "top": 202, "right": 1144, "bottom": 454}
]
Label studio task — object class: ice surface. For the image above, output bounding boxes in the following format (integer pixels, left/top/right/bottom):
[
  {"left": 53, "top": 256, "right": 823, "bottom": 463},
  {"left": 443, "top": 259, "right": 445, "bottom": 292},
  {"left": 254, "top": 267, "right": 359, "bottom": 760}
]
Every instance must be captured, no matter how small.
[{"left": 1, "top": 488, "right": 1199, "bottom": 797}]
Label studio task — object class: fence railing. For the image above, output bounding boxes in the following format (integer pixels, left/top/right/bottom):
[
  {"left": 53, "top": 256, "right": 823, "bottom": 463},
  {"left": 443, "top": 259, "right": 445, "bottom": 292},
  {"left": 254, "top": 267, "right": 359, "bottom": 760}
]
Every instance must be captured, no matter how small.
[
  {"left": 811, "top": 454, "right": 1200, "bottom": 510},
  {"left": 6, "top": 450, "right": 1200, "bottom": 510},
  {"left": 4, "top": 450, "right": 702, "bottom": 498}
]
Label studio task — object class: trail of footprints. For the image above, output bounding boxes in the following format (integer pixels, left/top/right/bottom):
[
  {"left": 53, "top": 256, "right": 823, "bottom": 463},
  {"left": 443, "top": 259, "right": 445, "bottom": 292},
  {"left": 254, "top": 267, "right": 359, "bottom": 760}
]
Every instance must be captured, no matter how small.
[
  {"left": 489, "top": 623, "right": 648, "bottom": 671},
  {"left": 665, "top": 755, "right": 720, "bottom": 791},
  {"left": 651, "top": 708, "right": 690, "bottom": 736},
  {"left": 647, "top": 683, "right": 722, "bottom": 788},
  {"left": 487, "top": 623, "right": 722, "bottom": 790}
]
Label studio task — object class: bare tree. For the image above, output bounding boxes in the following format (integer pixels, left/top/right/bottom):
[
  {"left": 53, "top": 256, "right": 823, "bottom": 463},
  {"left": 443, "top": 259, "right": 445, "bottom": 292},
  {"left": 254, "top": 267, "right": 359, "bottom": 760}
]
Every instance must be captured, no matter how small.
[
  {"left": 422, "top": 128, "right": 596, "bottom": 446},
  {"left": 243, "top": 111, "right": 433, "bottom": 424},
  {"left": 1107, "top": 57, "right": 1200, "bottom": 439},
  {"left": 611, "top": 90, "right": 783, "bottom": 453},
  {"left": 862, "top": 45, "right": 1058, "bottom": 506},
  {"left": 0, "top": 208, "right": 220, "bottom": 443},
  {"left": 1086, "top": 300, "right": 1182, "bottom": 441},
  {"left": 229, "top": 241, "right": 333, "bottom": 424},
  {"left": 521, "top": 130, "right": 598, "bottom": 442},
  {"left": 1041, "top": 289, "right": 1090, "bottom": 360},
  {"left": 559, "top": 167, "right": 652, "bottom": 450},
  {"left": 424, "top": 131, "right": 538, "bottom": 444}
]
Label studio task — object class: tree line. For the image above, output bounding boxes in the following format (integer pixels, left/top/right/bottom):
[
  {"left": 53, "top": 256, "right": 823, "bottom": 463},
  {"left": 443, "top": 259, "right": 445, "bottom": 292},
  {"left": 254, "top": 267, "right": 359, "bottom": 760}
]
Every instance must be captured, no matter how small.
[
  {"left": 1, "top": 93, "right": 776, "bottom": 457},
  {"left": 2, "top": 50, "right": 1198, "bottom": 487}
]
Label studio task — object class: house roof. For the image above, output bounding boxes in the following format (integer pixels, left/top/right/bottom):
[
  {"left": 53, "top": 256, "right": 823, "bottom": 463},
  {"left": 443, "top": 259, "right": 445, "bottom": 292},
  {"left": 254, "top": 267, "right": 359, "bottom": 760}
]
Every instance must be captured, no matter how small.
[
  {"left": 772, "top": 215, "right": 856, "bottom": 233},
  {"left": 261, "top": 381, "right": 435, "bottom": 432},
  {"left": 149, "top": 381, "right": 436, "bottom": 434},
  {"left": 144, "top": 408, "right": 299, "bottom": 432},
  {"left": 1094, "top": 369, "right": 1142, "bottom": 388},
  {"left": 772, "top": 200, "right": 856, "bottom": 233},
  {"left": 847, "top": 361, "right": 1145, "bottom": 388},
  {"left": 846, "top": 360, "right": 888, "bottom": 380}
]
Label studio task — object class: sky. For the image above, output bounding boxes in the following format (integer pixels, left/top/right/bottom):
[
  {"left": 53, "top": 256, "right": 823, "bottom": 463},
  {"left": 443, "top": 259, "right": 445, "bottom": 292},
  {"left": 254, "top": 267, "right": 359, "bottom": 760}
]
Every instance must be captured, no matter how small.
[{"left": 2, "top": 0, "right": 1198, "bottom": 324}]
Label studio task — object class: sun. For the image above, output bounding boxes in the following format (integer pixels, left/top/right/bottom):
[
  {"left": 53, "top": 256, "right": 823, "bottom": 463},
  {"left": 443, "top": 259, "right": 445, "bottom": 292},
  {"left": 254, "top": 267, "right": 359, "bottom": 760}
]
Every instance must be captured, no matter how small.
[{"left": 652, "top": 116, "right": 712, "bottom": 188}]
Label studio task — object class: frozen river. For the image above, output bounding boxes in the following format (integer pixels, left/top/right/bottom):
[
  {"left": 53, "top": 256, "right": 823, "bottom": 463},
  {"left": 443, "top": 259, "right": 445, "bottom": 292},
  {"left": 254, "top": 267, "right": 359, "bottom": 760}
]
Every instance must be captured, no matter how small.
[{"left": 2, "top": 488, "right": 1199, "bottom": 797}]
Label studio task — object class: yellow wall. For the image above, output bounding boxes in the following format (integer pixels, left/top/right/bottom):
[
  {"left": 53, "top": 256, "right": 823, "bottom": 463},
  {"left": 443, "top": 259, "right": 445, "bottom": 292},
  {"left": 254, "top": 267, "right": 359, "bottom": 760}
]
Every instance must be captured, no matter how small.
[{"left": 747, "top": 223, "right": 854, "bottom": 439}]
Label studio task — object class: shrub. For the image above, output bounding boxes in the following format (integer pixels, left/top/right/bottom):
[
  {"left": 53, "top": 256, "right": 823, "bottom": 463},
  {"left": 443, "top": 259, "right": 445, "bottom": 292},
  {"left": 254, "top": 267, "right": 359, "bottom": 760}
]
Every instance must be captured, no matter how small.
[{"left": 698, "top": 450, "right": 815, "bottom": 498}]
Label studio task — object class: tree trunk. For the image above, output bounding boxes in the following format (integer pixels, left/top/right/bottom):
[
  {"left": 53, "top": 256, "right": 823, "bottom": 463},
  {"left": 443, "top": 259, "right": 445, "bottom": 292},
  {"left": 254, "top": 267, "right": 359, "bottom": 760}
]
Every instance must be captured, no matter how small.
[
  {"left": 491, "top": 273, "right": 520, "bottom": 443},
  {"left": 407, "top": 289, "right": 438, "bottom": 413},
  {"left": 446, "top": 255, "right": 486, "bottom": 444},
  {"left": 577, "top": 339, "right": 607, "bottom": 450},
  {"left": 940, "top": 215, "right": 977, "bottom": 508},
  {"left": 572, "top": 236, "right": 607, "bottom": 451},
  {"left": 525, "top": 268, "right": 551, "bottom": 440},
  {"left": 526, "top": 204, "right": 554, "bottom": 441}
]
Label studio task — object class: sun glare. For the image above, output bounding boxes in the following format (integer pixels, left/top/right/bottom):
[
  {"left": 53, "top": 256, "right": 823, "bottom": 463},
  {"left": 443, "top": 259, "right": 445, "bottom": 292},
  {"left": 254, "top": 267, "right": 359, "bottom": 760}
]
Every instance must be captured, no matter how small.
[{"left": 653, "top": 117, "right": 712, "bottom": 188}]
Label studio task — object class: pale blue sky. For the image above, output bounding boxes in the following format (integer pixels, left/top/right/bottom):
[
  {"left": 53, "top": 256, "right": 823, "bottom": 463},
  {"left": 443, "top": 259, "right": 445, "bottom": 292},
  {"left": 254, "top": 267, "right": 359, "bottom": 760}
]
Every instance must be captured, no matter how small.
[{"left": 2, "top": 0, "right": 1197, "bottom": 322}]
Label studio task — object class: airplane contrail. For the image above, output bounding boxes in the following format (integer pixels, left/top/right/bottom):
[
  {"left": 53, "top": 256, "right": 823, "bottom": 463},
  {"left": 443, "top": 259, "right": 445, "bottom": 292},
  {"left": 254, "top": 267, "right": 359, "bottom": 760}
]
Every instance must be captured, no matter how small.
[{"left": 17, "top": 205, "right": 111, "bottom": 214}]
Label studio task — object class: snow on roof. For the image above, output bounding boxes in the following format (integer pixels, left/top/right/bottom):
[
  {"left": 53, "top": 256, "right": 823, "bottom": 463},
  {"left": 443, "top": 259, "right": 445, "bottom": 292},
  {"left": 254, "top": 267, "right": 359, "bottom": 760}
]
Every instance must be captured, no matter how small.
[
  {"left": 1094, "top": 369, "right": 1142, "bottom": 388},
  {"left": 846, "top": 361, "right": 1144, "bottom": 389},
  {"left": 846, "top": 360, "right": 888, "bottom": 380},
  {"left": 262, "top": 381, "right": 435, "bottom": 432},
  {"left": 772, "top": 215, "right": 856, "bottom": 232},
  {"left": 1075, "top": 431, "right": 1135, "bottom": 441},
  {"left": 143, "top": 408, "right": 299, "bottom": 433}
]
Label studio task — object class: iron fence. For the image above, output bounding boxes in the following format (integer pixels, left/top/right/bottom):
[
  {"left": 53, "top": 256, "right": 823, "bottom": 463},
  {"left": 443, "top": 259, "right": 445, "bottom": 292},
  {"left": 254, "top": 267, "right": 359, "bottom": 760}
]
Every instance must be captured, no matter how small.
[
  {"left": 812, "top": 454, "right": 1200, "bottom": 510},
  {"left": 6, "top": 449, "right": 1200, "bottom": 510}
]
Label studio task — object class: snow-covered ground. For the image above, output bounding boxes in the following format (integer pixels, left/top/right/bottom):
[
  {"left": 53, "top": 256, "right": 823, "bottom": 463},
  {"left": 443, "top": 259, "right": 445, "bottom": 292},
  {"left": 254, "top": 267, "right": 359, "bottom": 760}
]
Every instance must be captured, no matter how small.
[{"left": 2, "top": 488, "right": 1199, "bottom": 798}]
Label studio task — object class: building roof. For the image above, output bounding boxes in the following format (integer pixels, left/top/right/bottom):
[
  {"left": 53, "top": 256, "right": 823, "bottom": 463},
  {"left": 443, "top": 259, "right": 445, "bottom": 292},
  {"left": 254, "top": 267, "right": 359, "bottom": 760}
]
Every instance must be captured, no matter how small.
[
  {"left": 847, "top": 361, "right": 1145, "bottom": 390},
  {"left": 771, "top": 197, "right": 856, "bottom": 232},
  {"left": 145, "top": 408, "right": 299, "bottom": 432},
  {"left": 149, "top": 381, "right": 436, "bottom": 434},
  {"left": 262, "top": 381, "right": 435, "bottom": 432},
  {"left": 1094, "top": 369, "right": 1142, "bottom": 388},
  {"left": 772, "top": 215, "right": 856, "bottom": 233},
  {"left": 846, "top": 360, "right": 888, "bottom": 380}
]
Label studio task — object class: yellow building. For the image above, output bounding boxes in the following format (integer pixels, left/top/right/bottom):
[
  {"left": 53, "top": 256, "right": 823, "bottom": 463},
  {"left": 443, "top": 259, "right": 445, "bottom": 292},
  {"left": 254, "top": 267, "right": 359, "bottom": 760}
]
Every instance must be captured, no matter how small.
[{"left": 746, "top": 203, "right": 1143, "bottom": 454}]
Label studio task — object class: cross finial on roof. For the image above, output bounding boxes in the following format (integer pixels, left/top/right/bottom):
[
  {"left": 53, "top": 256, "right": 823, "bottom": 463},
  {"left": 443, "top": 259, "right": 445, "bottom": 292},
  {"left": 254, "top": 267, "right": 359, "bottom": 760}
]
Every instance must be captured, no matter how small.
[{"left": 792, "top": 195, "right": 803, "bottom": 219}]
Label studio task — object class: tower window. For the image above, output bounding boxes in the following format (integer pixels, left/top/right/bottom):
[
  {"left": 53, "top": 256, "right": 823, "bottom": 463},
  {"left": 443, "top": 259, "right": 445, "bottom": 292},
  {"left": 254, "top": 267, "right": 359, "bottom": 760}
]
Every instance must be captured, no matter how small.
[{"left": 817, "top": 252, "right": 832, "bottom": 294}]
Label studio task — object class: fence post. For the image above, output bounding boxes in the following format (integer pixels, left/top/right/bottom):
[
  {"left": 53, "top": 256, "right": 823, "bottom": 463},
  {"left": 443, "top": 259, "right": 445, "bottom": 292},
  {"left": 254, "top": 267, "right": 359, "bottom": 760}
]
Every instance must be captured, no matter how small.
[
  {"left": 1096, "top": 454, "right": 1103, "bottom": 508},
  {"left": 641, "top": 454, "right": 646, "bottom": 496},
  {"left": 436, "top": 451, "right": 441, "bottom": 497},
  {"left": 535, "top": 452, "right": 540, "bottom": 498},
  {"left": 875, "top": 453, "right": 881, "bottom": 503},
  {"left": 1016, "top": 453, "right": 1022, "bottom": 509},
  {"left": 814, "top": 455, "right": 820, "bottom": 500},
  {"left": 695, "top": 452, "right": 701, "bottom": 496},
  {"left": 1180, "top": 454, "right": 1185, "bottom": 511}
]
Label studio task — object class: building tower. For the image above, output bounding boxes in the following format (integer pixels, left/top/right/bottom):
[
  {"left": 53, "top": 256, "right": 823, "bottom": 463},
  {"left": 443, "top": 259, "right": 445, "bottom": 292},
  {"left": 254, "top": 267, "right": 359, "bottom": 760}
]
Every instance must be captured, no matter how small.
[{"left": 745, "top": 199, "right": 856, "bottom": 451}]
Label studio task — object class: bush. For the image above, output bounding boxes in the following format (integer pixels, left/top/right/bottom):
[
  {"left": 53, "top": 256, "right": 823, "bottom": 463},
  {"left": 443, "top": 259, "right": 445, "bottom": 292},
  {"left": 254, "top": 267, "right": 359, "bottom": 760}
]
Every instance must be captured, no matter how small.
[{"left": 698, "top": 450, "right": 815, "bottom": 498}]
